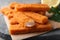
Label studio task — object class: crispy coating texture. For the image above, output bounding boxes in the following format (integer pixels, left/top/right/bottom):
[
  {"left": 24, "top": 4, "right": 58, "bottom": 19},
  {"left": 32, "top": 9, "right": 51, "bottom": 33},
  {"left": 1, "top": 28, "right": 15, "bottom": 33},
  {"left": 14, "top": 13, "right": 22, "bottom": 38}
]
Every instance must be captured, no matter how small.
[
  {"left": 9, "top": 12, "right": 51, "bottom": 35},
  {"left": 24, "top": 12, "right": 48, "bottom": 24},
  {"left": 1, "top": 8, "right": 13, "bottom": 15},
  {"left": 1, "top": 2, "right": 52, "bottom": 35},
  {"left": 6, "top": 12, "right": 35, "bottom": 27},
  {"left": 1, "top": 8, "right": 15, "bottom": 19},
  {"left": 38, "top": 11, "right": 46, "bottom": 15},
  {"left": 9, "top": 22, "right": 52, "bottom": 35},
  {"left": 10, "top": 2, "right": 50, "bottom": 12},
  {"left": 10, "top": 2, "right": 20, "bottom": 9},
  {"left": 8, "top": 12, "right": 36, "bottom": 35},
  {"left": 36, "top": 23, "right": 52, "bottom": 32}
]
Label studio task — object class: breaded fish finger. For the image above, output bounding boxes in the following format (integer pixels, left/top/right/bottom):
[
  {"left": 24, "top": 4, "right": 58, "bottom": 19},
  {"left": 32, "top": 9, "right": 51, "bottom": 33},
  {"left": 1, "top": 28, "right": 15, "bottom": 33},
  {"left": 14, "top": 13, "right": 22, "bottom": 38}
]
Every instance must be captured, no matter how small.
[
  {"left": 10, "top": 3, "right": 50, "bottom": 11},
  {"left": 9, "top": 22, "right": 52, "bottom": 34},
  {"left": 35, "top": 22, "right": 52, "bottom": 32},
  {"left": 16, "top": 4, "right": 50, "bottom": 11},
  {"left": 24, "top": 12, "right": 48, "bottom": 24}
]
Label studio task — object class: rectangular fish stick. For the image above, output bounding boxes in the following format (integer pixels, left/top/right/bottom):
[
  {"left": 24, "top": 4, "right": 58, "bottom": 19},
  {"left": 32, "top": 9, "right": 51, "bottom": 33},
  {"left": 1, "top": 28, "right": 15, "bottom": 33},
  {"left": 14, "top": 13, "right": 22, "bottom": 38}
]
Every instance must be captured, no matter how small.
[
  {"left": 24, "top": 12, "right": 48, "bottom": 24},
  {"left": 15, "top": 4, "right": 50, "bottom": 12},
  {"left": 36, "top": 23, "right": 52, "bottom": 32},
  {"left": 38, "top": 11, "right": 46, "bottom": 15},
  {"left": 9, "top": 22, "right": 52, "bottom": 35},
  {"left": 10, "top": 2, "right": 50, "bottom": 12}
]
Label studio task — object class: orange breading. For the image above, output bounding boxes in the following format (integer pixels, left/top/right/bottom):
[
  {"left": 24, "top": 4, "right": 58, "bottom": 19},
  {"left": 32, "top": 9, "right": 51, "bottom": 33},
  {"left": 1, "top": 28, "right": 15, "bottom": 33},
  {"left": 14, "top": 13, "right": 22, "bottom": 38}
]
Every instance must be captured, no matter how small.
[
  {"left": 9, "top": 12, "right": 35, "bottom": 27},
  {"left": 9, "top": 2, "right": 20, "bottom": 9},
  {"left": 36, "top": 23, "right": 52, "bottom": 32},
  {"left": 15, "top": 4, "right": 50, "bottom": 11},
  {"left": 13, "top": 12, "right": 34, "bottom": 23},
  {"left": 9, "top": 22, "right": 52, "bottom": 35},
  {"left": 1, "top": 8, "right": 15, "bottom": 19},
  {"left": 8, "top": 12, "right": 36, "bottom": 35},
  {"left": 1, "top": 8, "right": 13, "bottom": 15},
  {"left": 24, "top": 12, "right": 48, "bottom": 24},
  {"left": 1, "top": 2, "right": 52, "bottom": 35},
  {"left": 38, "top": 11, "right": 46, "bottom": 15},
  {"left": 9, "top": 24, "right": 35, "bottom": 34},
  {"left": 9, "top": 3, "right": 46, "bottom": 15},
  {"left": 10, "top": 2, "right": 50, "bottom": 11}
]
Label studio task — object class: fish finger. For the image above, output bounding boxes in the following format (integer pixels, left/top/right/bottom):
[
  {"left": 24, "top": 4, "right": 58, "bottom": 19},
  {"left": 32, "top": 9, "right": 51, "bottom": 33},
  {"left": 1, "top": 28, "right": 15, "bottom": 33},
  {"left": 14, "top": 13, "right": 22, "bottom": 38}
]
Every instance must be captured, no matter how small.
[
  {"left": 10, "top": 3, "right": 50, "bottom": 12},
  {"left": 24, "top": 12, "right": 48, "bottom": 24}
]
